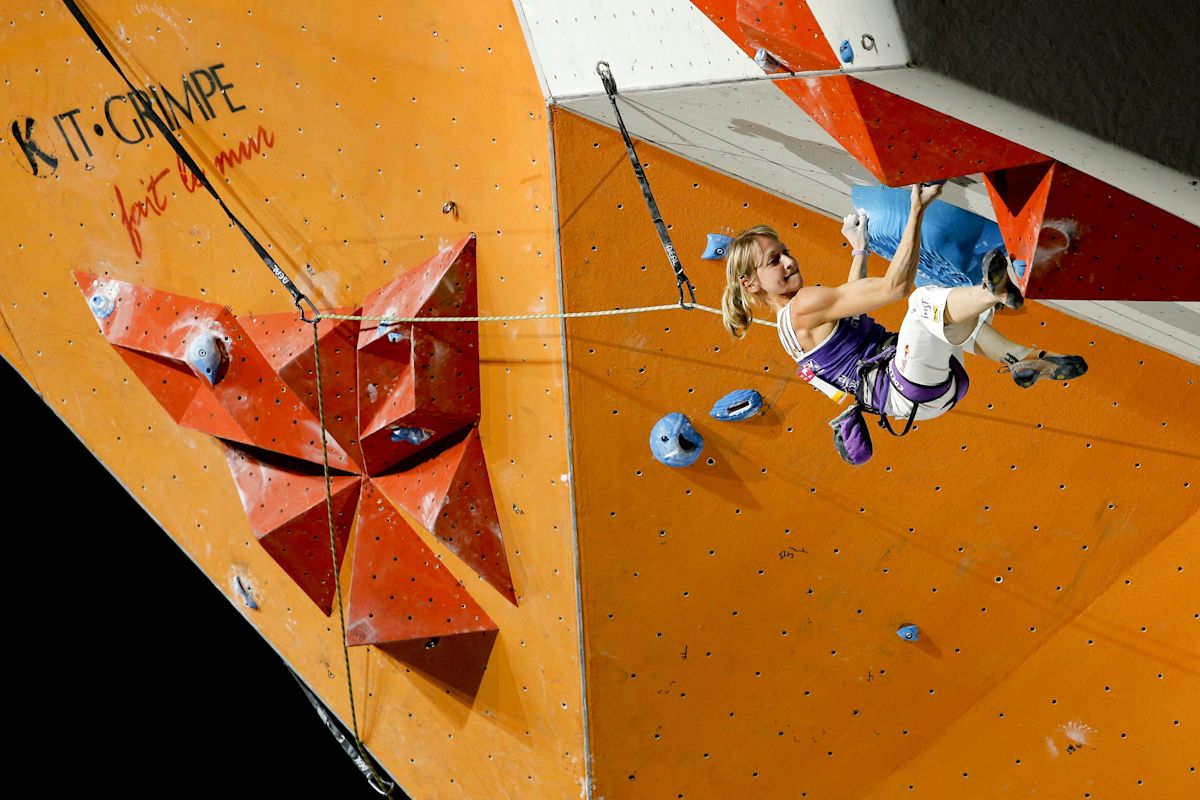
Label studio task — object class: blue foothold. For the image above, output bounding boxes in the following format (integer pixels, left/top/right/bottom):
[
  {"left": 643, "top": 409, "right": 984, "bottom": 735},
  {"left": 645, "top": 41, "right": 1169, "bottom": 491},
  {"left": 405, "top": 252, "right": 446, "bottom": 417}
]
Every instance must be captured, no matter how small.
[
  {"left": 1012, "top": 259, "right": 1027, "bottom": 277},
  {"left": 710, "top": 389, "right": 763, "bottom": 421},
  {"left": 649, "top": 412, "right": 704, "bottom": 468},
  {"left": 896, "top": 624, "right": 920, "bottom": 642},
  {"left": 838, "top": 39, "right": 854, "bottom": 63},
  {"left": 186, "top": 334, "right": 227, "bottom": 385},
  {"left": 89, "top": 293, "right": 115, "bottom": 319},
  {"left": 701, "top": 232, "right": 734, "bottom": 261}
]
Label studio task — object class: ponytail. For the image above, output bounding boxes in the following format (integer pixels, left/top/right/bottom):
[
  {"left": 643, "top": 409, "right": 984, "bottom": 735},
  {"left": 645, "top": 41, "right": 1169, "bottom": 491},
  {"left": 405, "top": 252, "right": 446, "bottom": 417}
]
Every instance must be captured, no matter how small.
[{"left": 721, "top": 225, "right": 780, "bottom": 339}]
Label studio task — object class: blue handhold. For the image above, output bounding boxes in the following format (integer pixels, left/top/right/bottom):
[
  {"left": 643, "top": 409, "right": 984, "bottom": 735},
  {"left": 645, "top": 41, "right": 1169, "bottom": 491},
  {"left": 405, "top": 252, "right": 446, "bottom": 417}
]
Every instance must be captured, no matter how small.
[
  {"left": 89, "top": 293, "right": 115, "bottom": 319},
  {"left": 710, "top": 389, "right": 763, "bottom": 421},
  {"left": 186, "top": 334, "right": 227, "bottom": 385},
  {"left": 850, "top": 185, "right": 1005, "bottom": 288},
  {"left": 378, "top": 321, "right": 406, "bottom": 344},
  {"left": 896, "top": 624, "right": 920, "bottom": 642},
  {"left": 838, "top": 39, "right": 854, "bottom": 63},
  {"left": 391, "top": 426, "right": 432, "bottom": 445},
  {"left": 650, "top": 412, "right": 704, "bottom": 468},
  {"left": 701, "top": 232, "right": 734, "bottom": 261},
  {"left": 1012, "top": 259, "right": 1027, "bottom": 278}
]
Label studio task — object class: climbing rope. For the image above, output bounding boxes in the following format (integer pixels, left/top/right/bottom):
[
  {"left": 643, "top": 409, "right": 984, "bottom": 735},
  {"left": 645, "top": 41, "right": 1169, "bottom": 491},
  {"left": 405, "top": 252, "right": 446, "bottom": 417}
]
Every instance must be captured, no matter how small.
[
  {"left": 309, "top": 318, "right": 395, "bottom": 797},
  {"left": 314, "top": 302, "right": 779, "bottom": 328}
]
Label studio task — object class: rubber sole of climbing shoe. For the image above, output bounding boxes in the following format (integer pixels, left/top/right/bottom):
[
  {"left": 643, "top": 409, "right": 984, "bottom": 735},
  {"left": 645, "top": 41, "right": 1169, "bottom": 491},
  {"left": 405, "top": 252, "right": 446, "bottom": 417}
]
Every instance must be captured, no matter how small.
[
  {"left": 1011, "top": 352, "right": 1088, "bottom": 388},
  {"left": 982, "top": 248, "right": 1024, "bottom": 310}
]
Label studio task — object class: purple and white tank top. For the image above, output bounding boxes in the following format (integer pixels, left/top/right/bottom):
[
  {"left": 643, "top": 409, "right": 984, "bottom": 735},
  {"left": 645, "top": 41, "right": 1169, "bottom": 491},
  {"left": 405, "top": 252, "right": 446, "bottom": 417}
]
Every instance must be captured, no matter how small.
[{"left": 776, "top": 305, "right": 893, "bottom": 396}]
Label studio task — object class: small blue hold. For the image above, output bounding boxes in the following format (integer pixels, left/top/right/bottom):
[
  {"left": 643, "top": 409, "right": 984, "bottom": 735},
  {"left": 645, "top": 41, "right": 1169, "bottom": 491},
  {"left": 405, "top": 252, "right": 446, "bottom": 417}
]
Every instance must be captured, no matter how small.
[
  {"left": 896, "top": 624, "right": 920, "bottom": 642},
  {"left": 89, "top": 293, "right": 115, "bottom": 319},
  {"left": 378, "top": 321, "right": 406, "bottom": 344},
  {"left": 838, "top": 39, "right": 854, "bottom": 63},
  {"left": 710, "top": 389, "right": 763, "bottom": 421},
  {"left": 1012, "top": 259, "right": 1028, "bottom": 278},
  {"left": 391, "top": 426, "right": 432, "bottom": 445},
  {"left": 650, "top": 412, "right": 704, "bottom": 468},
  {"left": 701, "top": 233, "right": 734, "bottom": 261},
  {"left": 186, "top": 334, "right": 227, "bottom": 385}
]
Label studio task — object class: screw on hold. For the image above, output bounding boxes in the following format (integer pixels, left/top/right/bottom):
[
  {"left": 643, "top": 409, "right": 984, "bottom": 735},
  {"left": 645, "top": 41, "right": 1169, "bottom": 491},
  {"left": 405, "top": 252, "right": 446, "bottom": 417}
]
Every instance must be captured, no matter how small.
[
  {"left": 442, "top": 201, "right": 458, "bottom": 219},
  {"left": 700, "top": 232, "right": 733, "bottom": 261},
  {"left": 861, "top": 33, "right": 876, "bottom": 51},
  {"left": 89, "top": 292, "right": 116, "bottom": 319},
  {"left": 390, "top": 426, "right": 432, "bottom": 445},
  {"left": 839, "top": 39, "right": 854, "bottom": 64},
  {"left": 896, "top": 624, "right": 919, "bottom": 642},
  {"left": 186, "top": 333, "right": 228, "bottom": 385}
]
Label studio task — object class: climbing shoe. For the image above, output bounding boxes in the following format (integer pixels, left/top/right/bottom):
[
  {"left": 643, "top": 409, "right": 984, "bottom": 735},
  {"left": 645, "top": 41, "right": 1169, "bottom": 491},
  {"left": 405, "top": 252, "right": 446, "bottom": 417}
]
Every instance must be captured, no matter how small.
[
  {"left": 982, "top": 248, "right": 1024, "bottom": 310},
  {"left": 1010, "top": 352, "right": 1088, "bottom": 388}
]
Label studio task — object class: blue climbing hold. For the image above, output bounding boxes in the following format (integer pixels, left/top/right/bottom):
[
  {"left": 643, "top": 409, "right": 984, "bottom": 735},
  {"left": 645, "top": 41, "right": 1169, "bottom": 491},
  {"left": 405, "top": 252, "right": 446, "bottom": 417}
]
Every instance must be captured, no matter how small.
[
  {"left": 391, "top": 426, "right": 432, "bottom": 445},
  {"left": 838, "top": 39, "right": 854, "bottom": 63},
  {"left": 89, "top": 293, "right": 115, "bottom": 319},
  {"left": 379, "top": 321, "right": 406, "bottom": 344},
  {"left": 186, "top": 334, "right": 227, "bottom": 385},
  {"left": 896, "top": 624, "right": 920, "bottom": 642},
  {"left": 710, "top": 389, "right": 763, "bottom": 421},
  {"left": 649, "top": 412, "right": 704, "bottom": 468},
  {"left": 850, "top": 185, "right": 1005, "bottom": 289},
  {"left": 701, "top": 232, "right": 734, "bottom": 261}
]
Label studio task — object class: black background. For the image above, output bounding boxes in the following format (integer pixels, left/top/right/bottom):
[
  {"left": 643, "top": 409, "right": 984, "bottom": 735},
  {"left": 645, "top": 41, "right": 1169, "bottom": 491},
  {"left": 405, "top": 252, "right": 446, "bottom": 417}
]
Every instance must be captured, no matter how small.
[{"left": 7, "top": 357, "right": 400, "bottom": 797}]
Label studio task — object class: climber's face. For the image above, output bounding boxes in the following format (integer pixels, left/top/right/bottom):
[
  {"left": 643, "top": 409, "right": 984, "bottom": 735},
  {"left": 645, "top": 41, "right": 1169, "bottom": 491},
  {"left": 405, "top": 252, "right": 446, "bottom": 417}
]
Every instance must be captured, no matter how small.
[{"left": 743, "top": 236, "right": 802, "bottom": 298}]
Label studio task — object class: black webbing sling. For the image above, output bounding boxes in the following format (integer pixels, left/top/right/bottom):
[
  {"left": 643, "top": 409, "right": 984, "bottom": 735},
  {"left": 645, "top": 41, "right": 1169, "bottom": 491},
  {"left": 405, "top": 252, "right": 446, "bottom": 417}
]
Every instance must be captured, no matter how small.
[{"left": 596, "top": 62, "right": 696, "bottom": 309}]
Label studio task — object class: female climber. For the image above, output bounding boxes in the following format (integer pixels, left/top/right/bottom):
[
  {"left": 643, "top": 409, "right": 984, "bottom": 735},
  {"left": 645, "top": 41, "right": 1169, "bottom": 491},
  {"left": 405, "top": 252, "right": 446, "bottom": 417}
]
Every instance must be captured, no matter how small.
[{"left": 719, "top": 183, "right": 1088, "bottom": 464}]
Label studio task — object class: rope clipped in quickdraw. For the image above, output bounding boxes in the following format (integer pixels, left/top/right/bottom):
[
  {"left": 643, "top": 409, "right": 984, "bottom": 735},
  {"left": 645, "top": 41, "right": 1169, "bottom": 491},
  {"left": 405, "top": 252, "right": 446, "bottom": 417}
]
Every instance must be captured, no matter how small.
[
  {"left": 60, "top": 0, "right": 318, "bottom": 321},
  {"left": 308, "top": 318, "right": 394, "bottom": 796},
  {"left": 289, "top": 669, "right": 395, "bottom": 797},
  {"left": 596, "top": 61, "right": 696, "bottom": 309}
]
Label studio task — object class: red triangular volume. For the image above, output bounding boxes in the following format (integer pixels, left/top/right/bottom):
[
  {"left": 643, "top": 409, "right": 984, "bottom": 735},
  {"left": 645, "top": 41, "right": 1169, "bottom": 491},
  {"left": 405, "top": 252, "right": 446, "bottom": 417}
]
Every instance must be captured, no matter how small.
[
  {"left": 224, "top": 448, "right": 361, "bottom": 615},
  {"left": 983, "top": 161, "right": 1057, "bottom": 297},
  {"left": 72, "top": 274, "right": 358, "bottom": 471},
  {"left": 238, "top": 308, "right": 364, "bottom": 470},
  {"left": 345, "top": 480, "right": 496, "bottom": 646},
  {"left": 356, "top": 235, "right": 481, "bottom": 473},
  {"left": 373, "top": 428, "right": 517, "bottom": 605}
]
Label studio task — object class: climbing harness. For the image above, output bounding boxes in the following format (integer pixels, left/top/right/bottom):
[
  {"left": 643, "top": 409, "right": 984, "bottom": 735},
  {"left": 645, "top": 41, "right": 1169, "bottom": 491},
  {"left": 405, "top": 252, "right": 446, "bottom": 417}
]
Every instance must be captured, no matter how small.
[
  {"left": 596, "top": 62, "right": 697, "bottom": 309},
  {"left": 61, "top": 0, "right": 317, "bottom": 321}
]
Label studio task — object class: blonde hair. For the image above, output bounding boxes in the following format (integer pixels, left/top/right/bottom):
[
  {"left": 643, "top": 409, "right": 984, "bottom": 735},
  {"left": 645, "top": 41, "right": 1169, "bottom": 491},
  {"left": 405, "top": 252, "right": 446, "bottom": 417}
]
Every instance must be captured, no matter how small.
[{"left": 721, "top": 225, "right": 780, "bottom": 339}]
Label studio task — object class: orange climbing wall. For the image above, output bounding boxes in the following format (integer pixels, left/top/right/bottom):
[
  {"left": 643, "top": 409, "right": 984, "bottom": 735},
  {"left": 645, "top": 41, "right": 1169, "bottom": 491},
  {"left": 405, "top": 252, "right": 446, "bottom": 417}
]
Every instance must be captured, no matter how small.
[
  {"left": 553, "top": 108, "right": 1199, "bottom": 798},
  {"left": 0, "top": 2, "right": 584, "bottom": 797}
]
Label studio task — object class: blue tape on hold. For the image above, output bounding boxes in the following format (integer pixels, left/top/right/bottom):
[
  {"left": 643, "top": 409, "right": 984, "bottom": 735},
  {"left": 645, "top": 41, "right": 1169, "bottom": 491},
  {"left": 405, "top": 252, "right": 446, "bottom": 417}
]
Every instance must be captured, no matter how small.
[
  {"left": 851, "top": 185, "right": 1004, "bottom": 288},
  {"left": 838, "top": 39, "right": 854, "bottom": 63},
  {"left": 701, "top": 232, "right": 734, "bottom": 261},
  {"left": 186, "top": 334, "right": 227, "bottom": 385},
  {"left": 89, "top": 293, "right": 115, "bottom": 319},
  {"left": 1012, "top": 259, "right": 1027, "bottom": 278},
  {"left": 710, "top": 389, "right": 763, "bottom": 421},
  {"left": 896, "top": 624, "right": 920, "bottom": 642},
  {"left": 650, "top": 412, "right": 704, "bottom": 468}
]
